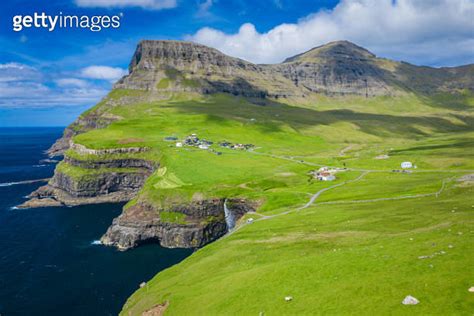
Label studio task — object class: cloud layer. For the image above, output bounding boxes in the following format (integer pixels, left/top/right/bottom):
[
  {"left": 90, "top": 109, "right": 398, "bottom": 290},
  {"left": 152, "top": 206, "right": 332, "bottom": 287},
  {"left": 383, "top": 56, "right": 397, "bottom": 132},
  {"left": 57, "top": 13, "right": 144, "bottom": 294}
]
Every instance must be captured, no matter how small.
[
  {"left": 80, "top": 66, "right": 127, "bottom": 82},
  {"left": 0, "top": 63, "right": 116, "bottom": 108},
  {"left": 189, "top": 0, "right": 474, "bottom": 66},
  {"left": 75, "top": 0, "right": 177, "bottom": 10}
]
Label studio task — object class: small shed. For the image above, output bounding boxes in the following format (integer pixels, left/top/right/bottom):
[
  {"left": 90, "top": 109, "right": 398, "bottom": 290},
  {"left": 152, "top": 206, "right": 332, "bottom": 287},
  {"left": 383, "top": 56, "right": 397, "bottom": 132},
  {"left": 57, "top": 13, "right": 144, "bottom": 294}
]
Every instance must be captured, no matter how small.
[{"left": 401, "top": 161, "right": 413, "bottom": 169}]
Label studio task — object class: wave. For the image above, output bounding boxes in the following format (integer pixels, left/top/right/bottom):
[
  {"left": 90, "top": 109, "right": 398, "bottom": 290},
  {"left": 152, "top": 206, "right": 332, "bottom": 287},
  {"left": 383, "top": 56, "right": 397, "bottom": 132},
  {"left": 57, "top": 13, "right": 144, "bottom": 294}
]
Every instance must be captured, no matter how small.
[
  {"left": 0, "top": 178, "right": 49, "bottom": 187},
  {"left": 91, "top": 240, "right": 102, "bottom": 245}
]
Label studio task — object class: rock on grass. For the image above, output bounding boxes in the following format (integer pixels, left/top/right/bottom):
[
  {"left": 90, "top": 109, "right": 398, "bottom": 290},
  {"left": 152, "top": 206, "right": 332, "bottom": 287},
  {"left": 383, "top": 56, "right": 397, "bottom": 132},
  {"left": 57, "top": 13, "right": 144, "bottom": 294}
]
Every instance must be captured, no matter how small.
[{"left": 402, "top": 295, "right": 419, "bottom": 305}]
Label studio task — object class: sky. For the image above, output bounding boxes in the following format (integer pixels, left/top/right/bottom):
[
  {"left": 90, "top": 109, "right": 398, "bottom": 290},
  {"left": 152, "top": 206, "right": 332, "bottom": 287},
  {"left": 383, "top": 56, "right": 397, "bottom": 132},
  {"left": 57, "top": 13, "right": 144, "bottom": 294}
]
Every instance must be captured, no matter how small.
[{"left": 0, "top": 0, "right": 473, "bottom": 126}]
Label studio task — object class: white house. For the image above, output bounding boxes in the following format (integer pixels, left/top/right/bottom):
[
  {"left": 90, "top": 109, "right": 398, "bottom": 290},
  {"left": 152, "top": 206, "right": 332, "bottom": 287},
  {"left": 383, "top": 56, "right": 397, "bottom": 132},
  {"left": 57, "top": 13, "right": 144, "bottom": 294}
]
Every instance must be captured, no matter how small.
[
  {"left": 176, "top": 142, "right": 183, "bottom": 147},
  {"left": 198, "top": 144, "right": 209, "bottom": 150},
  {"left": 401, "top": 161, "right": 413, "bottom": 169},
  {"left": 317, "top": 172, "right": 336, "bottom": 181},
  {"left": 321, "top": 174, "right": 336, "bottom": 181}
]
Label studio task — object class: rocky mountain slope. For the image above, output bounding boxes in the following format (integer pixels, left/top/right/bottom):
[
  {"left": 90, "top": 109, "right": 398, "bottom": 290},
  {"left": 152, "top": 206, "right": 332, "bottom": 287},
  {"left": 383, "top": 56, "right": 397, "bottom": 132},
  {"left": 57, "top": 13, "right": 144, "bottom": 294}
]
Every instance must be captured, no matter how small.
[
  {"left": 22, "top": 40, "right": 474, "bottom": 251},
  {"left": 117, "top": 39, "right": 473, "bottom": 97},
  {"left": 47, "top": 40, "right": 474, "bottom": 157}
]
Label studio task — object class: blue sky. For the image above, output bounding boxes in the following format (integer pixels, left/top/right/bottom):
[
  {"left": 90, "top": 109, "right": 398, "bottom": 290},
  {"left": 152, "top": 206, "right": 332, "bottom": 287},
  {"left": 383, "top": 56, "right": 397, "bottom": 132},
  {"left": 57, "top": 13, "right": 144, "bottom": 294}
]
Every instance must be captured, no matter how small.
[{"left": 0, "top": 0, "right": 473, "bottom": 126}]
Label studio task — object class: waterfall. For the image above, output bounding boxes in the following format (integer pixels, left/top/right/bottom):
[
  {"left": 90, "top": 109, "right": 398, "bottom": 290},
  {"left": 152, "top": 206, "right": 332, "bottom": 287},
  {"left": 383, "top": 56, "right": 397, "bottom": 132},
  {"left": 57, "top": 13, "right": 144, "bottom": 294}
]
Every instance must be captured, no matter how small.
[{"left": 223, "top": 199, "right": 235, "bottom": 231}]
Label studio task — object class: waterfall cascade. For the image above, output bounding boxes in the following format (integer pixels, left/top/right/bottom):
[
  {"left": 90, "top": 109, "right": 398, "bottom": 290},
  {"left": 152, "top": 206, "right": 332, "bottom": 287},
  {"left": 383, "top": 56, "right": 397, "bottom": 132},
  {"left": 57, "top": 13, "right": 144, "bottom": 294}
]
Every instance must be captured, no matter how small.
[{"left": 223, "top": 199, "right": 235, "bottom": 231}]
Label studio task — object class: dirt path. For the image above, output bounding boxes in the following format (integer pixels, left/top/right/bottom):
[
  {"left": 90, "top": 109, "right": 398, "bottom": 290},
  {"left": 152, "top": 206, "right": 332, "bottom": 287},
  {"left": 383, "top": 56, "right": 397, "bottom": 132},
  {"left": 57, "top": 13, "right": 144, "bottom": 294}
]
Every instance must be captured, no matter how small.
[
  {"left": 315, "top": 177, "right": 450, "bottom": 206},
  {"left": 339, "top": 144, "right": 355, "bottom": 156},
  {"left": 296, "top": 171, "right": 370, "bottom": 211}
]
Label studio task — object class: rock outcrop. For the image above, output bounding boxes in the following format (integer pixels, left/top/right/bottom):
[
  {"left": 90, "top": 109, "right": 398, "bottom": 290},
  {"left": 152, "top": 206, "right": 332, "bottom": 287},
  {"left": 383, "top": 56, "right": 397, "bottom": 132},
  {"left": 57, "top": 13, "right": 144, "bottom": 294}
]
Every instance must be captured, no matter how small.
[
  {"left": 20, "top": 143, "right": 157, "bottom": 208},
  {"left": 101, "top": 198, "right": 254, "bottom": 250},
  {"left": 274, "top": 41, "right": 395, "bottom": 96},
  {"left": 47, "top": 107, "right": 120, "bottom": 157},
  {"left": 114, "top": 40, "right": 299, "bottom": 98}
]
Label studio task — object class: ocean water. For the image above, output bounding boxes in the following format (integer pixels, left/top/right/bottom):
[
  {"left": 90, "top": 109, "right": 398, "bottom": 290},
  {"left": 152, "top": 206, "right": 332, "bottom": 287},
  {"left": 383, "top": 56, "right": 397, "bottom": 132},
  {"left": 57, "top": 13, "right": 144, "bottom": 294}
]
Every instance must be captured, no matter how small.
[{"left": 0, "top": 128, "right": 192, "bottom": 315}]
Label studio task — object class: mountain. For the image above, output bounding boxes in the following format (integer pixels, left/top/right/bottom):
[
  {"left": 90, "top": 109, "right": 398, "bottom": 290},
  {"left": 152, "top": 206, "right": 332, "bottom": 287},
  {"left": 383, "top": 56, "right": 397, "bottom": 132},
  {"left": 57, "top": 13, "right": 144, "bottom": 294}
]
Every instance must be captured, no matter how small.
[
  {"left": 44, "top": 40, "right": 473, "bottom": 157},
  {"left": 44, "top": 40, "right": 473, "bottom": 158},
  {"left": 115, "top": 39, "right": 473, "bottom": 98},
  {"left": 20, "top": 40, "right": 474, "bottom": 315}
]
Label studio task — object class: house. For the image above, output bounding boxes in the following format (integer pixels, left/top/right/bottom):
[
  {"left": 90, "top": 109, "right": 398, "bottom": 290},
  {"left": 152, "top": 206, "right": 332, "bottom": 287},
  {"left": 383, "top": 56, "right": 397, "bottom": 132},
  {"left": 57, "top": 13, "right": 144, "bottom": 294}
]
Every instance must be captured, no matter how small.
[
  {"left": 176, "top": 142, "right": 183, "bottom": 147},
  {"left": 316, "top": 171, "right": 336, "bottom": 181},
  {"left": 401, "top": 161, "right": 413, "bottom": 169},
  {"left": 198, "top": 144, "right": 209, "bottom": 150}
]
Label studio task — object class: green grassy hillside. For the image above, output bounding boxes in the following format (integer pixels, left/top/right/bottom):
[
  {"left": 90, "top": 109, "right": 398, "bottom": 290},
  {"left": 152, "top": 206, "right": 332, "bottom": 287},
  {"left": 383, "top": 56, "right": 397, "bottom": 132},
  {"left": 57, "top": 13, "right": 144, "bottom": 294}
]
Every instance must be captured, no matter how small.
[
  {"left": 64, "top": 90, "right": 474, "bottom": 315},
  {"left": 123, "top": 185, "right": 473, "bottom": 315}
]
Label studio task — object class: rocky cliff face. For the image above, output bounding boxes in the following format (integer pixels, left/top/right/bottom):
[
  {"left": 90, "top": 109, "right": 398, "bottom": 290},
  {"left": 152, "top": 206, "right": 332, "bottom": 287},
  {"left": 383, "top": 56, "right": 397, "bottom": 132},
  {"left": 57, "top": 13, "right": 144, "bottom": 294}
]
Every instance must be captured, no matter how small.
[
  {"left": 274, "top": 41, "right": 395, "bottom": 96},
  {"left": 20, "top": 144, "right": 157, "bottom": 209},
  {"left": 114, "top": 40, "right": 299, "bottom": 98},
  {"left": 101, "top": 198, "right": 254, "bottom": 250},
  {"left": 47, "top": 101, "right": 121, "bottom": 157}
]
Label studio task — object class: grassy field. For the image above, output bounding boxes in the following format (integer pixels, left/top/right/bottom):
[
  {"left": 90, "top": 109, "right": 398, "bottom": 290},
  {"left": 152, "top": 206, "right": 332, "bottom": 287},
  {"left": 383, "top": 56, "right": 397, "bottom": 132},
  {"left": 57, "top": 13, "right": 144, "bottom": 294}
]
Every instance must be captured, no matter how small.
[
  {"left": 122, "top": 182, "right": 473, "bottom": 315},
  {"left": 63, "top": 90, "right": 473, "bottom": 314}
]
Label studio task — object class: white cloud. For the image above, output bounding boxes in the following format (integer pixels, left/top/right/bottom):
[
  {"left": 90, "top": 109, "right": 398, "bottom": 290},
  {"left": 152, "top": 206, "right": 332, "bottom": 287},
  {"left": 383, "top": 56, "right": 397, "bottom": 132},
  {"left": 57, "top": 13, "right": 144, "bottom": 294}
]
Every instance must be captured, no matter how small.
[
  {"left": 75, "top": 0, "right": 177, "bottom": 10},
  {"left": 0, "top": 81, "right": 108, "bottom": 108},
  {"left": 0, "top": 63, "right": 42, "bottom": 82},
  {"left": 55, "top": 78, "right": 89, "bottom": 88},
  {"left": 189, "top": 0, "right": 474, "bottom": 66},
  {"left": 0, "top": 63, "right": 110, "bottom": 108},
  {"left": 80, "top": 65, "right": 127, "bottom": 82},
  {"left": 0, "top": 82, "right": 49, "bottom": 98}
]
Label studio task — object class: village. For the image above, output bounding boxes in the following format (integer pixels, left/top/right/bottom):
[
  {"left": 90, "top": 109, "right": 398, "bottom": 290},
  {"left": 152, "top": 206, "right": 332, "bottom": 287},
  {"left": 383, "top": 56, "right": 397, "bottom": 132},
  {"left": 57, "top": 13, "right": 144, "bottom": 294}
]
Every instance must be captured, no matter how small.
[{"left": 167, "top": 133, "right": 255, "bottom": 155}]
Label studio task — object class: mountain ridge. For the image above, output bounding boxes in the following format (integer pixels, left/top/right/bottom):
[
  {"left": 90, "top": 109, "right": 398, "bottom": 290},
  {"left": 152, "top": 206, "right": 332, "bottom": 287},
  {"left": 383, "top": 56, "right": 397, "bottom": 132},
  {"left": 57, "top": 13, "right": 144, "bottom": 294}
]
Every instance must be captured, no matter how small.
[{"left": 115, "top": 39, "right": 473, "bottom": 98}]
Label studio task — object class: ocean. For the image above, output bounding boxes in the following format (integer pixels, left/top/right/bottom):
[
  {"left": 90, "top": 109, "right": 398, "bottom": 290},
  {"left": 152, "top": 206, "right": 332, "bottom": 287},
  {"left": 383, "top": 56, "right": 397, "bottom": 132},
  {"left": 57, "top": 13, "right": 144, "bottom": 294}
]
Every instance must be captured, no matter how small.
[{"left": 0, "top": 128, "right": 192, "bottom": 315}]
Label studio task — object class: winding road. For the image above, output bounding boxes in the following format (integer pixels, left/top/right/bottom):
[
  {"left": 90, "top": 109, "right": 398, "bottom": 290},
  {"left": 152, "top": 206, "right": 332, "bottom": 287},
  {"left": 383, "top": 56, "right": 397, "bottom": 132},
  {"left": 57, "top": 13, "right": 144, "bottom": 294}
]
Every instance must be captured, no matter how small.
[{"left": 225, "top": 150, "right": 466, "bottom": 236}]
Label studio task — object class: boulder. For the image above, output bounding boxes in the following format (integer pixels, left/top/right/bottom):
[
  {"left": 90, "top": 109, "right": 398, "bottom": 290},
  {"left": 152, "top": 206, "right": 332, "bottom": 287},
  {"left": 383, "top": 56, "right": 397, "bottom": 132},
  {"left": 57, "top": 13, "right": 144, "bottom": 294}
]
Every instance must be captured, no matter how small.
[{"left": 402, "top": 295, "right": 419, "bottom": 305}]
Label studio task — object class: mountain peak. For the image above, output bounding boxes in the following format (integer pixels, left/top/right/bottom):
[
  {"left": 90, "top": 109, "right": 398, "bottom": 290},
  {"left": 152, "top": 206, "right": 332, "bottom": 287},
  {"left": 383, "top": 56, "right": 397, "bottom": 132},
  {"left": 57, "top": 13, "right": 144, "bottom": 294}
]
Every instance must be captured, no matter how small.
[
  {"left": 283, "top": 40, "right": 375, "bottom": 63},
  {"left": 129, "top": 40, "right": 247, "bottom": 73}
]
